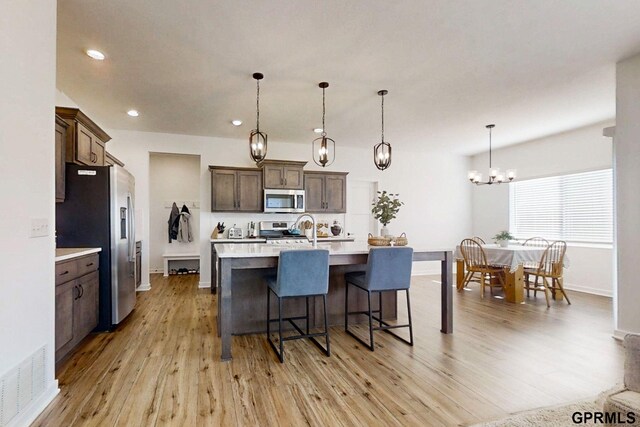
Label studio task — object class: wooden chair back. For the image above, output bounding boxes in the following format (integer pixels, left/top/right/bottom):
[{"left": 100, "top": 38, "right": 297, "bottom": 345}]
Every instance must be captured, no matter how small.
[
  {"left": 522, "top": 236, "right": 550, "bottom": 248},
  {"left": 536, "top": 240, "right": 567, "bottom": 277},
  {"left": 460, "top": 239, "right": 489, "bottom": 270},
  {"left": 472, "top": 236, "right": 486, "bottom": 245}
]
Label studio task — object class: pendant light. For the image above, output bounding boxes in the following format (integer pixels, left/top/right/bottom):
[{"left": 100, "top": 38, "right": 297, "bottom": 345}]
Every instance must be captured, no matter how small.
[
  {"left": 249, "top": 72, "right": 267, "bottom": 163},
  {"left": 312, "top": 82, "right": 335, "bottom": 167},
  {"left": 374, "top": 90, "right": 392, "bottom": 170},
  {"left": 468, "top": 124, "right": 516, "bottom": 185}
]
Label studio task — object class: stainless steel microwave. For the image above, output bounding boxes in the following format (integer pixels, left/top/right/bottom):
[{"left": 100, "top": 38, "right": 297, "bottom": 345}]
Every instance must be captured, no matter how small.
[{"left": 264, "top": 189, "right": 305, "bottom": 213}]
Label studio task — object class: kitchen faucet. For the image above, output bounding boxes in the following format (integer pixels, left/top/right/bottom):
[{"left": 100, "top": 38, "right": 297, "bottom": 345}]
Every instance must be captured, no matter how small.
[{"left": 294, "top": 213, "right": 317, "bottom": 248}]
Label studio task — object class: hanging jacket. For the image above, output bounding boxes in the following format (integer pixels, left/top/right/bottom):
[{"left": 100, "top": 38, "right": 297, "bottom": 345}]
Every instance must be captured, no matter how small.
[
  {"left": 168, "top": 202, "right": 180, "bottom": 243},
  {"left": 177, "top": 206, "right": 193, "bottom": 243}
]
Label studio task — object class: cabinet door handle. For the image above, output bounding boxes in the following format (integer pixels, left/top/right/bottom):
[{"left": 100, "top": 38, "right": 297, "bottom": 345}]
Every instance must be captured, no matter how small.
[
  {"left": 74, "top": 285, "right": 79, "bottom": 300},
  {"left": 79, "top": 284, "right": 84, "bottom": 298},
  {"left": 284, "top": 178, "right": 287, "bottom": 186}
]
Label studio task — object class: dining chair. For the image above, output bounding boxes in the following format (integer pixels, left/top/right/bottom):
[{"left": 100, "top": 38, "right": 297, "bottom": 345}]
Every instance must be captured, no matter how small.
[
  {"left": 344, "top": 247, "right": 414, "bottom": 351},
  {"left": 522, "top": 237, "right": 550, "bottom": 297},
  {"left": 472, "top": 236, "right": 486, "bottom": 244},
  {"left": 523, "top": 240, "right": 570, "bottom": 308},
  {"left": 459, "top": 239, "right": 505, "bottom": 298},
  {"left": 265, "top": 249, "right": 330, "bottom": 363}
]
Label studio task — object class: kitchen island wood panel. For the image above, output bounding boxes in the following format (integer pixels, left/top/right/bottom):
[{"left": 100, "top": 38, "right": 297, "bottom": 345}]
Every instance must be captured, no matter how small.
[{"left": 213, "top": 242, "right": 453, "bottom": 361}]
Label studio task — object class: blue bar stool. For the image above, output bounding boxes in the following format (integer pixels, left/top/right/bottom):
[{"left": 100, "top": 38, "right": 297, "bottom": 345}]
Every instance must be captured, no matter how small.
[
  {"left": 344, "top": 247, "right": 414, "bottom": 351},
  {"left": 265, "top": 249, "right": 331, "bottom": 363}
]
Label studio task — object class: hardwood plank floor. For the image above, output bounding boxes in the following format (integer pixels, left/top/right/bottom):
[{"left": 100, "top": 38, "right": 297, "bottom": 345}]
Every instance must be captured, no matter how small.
[{"left": 34, "top": 274, "right": 623, "bottom": 426}]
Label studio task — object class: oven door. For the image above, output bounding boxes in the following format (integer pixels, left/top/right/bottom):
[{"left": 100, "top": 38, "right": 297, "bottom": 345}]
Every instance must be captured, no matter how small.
[{"left": 264, "top": 190, "right": 305, "bottom": 213}]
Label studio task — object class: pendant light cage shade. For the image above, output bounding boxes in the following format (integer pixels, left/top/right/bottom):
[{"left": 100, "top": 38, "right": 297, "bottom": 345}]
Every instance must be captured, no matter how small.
[
  {"left": 374, "top": 89, "right": 392, "bottom": 171},
  {"left": 249, "top": 129, "right": 267, "bottom": 162},
  {"left": 249, "top": 72, "right": 268, "bottom": 163},
  {"left": 313, "top": 135, "right": 336, "bottom": 167},
  {"left": 312, "top": 82, "right": 335, "bottom": 167},
  {"left": 374, "top": 141, "right": 392, "bottom": 170}
]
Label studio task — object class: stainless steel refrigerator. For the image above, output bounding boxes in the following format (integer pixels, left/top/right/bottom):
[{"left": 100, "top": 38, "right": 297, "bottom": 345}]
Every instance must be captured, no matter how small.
[{"left": 56, "top": 164, "right": 136, "bottom": 331}]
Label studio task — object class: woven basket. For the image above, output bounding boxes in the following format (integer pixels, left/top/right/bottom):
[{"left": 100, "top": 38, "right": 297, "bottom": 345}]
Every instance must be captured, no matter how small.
[
  {"left": 394, "top": 232, "right": 408, "bottom": 246},
  {"left": 367, "top": 233, "right": 391, "bottom": 246}
]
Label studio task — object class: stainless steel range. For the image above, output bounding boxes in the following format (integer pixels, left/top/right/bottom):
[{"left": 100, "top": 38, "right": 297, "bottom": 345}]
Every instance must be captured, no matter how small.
[{"left": 259, "top": 221, "right": 310, "bottom": 245}]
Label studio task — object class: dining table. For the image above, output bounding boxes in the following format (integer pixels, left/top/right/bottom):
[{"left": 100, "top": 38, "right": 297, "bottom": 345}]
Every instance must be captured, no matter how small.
[{"left": 453, "top": 243, "right": 570, "bottom": 304}]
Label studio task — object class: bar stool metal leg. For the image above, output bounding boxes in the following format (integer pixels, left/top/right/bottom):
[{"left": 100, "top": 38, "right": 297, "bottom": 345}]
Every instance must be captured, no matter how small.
[{"left": 323, "top": 294, "right": 330, "bottom": 356}]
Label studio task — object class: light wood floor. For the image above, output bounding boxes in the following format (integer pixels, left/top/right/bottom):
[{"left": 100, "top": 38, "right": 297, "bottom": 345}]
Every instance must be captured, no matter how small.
[{"left": 35, "top": 274, "right": 623, "bottom": 426}]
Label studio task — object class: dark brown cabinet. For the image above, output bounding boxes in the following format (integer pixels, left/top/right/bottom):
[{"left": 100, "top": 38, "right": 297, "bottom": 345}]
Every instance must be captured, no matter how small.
[
  {"left": 55, "top": 253, "right": 99, "bottom": 365},
  {"left": 55, "top": 116, "right": 68, "bottom": 203},
  {"left": 258, "top": 160, "right": 306, "bottom": 189},
  {"left": 55, "top": 107, "right": 111, "bottom": 167},
  {"left": 135, "top": 241, "right": 142, "bottom": 288},
  {"left": 209, "top": 166, "right": 263, "bottom": 212},
  {"left": 304, "top": 171, "right": 348, "bottom": 213}
]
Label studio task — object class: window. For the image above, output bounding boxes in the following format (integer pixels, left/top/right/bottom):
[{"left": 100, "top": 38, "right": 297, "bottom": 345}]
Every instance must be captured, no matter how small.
[{"left": 509, "top": 169, "right": 613, "bottom": 244}]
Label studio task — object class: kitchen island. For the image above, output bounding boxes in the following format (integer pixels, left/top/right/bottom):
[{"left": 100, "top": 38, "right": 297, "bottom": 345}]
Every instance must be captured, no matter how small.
[{"left": 213, "top": 241, "right": 453, "bottom": 361}]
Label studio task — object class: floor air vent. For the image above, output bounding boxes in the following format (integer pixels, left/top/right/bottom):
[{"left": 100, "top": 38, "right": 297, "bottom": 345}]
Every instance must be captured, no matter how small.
[{"left": 0, "top": 346, "right": 46, "bottom": 426}]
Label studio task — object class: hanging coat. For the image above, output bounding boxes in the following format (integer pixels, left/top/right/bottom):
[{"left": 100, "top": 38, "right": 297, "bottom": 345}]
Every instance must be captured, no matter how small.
[
  {"left": 177, "top": 206, "right": 193, "bottom": 243},
  {"left": 168, "top": 202, "right": 180, "bottom": 243}
]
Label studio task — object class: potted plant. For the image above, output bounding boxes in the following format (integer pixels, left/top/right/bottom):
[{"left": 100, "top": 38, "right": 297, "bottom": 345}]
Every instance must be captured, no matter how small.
[
  {"left": 371, "top": 191, "right": 403, "bottom": 237},
  {"left": 493, "top": 230, "right": 515, "bottom": 248}
]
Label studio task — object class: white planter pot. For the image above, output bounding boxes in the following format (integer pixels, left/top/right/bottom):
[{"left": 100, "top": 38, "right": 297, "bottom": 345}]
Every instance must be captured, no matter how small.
[
  {"left": 497, "top": 240, "right": 508, "bottom": 248},
  {"left": 380, "top": 226, "right": 390, "bottom": 237}
]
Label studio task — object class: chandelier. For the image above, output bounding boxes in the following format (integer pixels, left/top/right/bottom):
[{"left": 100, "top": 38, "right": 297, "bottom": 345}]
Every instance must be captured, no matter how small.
[
  {"left": 249, "top": 72, "right": 267, "bottom": 163},
  {"left": 312, "top": 82, "right": 335, "bottom": 167},
  {"left": 374, "top": 90, "right": 392, "bottom": 170},
  {"left": 468, "top": 124, "right": 516, "bottom": 185}
]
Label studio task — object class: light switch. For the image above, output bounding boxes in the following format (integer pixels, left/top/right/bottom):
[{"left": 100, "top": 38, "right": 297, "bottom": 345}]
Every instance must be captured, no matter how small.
[{"left": 30, "top": 218, "right": 49, "bottom": 238}]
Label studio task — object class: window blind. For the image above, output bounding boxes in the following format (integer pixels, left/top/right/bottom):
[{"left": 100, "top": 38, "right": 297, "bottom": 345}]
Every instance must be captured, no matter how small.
[{"left": 509, "top": 169, "right": 613, "bottom": 244}]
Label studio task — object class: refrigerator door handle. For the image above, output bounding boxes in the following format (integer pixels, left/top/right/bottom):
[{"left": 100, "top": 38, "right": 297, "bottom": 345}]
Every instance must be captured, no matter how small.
[{"left": 127, "top": 193, "right": 136, "bottom": 263}]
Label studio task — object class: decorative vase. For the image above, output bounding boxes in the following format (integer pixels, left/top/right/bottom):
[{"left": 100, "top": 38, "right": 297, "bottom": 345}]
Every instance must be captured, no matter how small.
[
  {"left": 331, "top": 225, "right": 342, "bottom": 236},
  {"left": 498, "top": 240, "right": 508, "bottom": 248},
  {"left": 380, "top": 226, "right": 390, "bottom": 237}
]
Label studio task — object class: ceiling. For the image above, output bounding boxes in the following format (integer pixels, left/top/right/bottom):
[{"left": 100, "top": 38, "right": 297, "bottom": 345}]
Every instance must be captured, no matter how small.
[{"left": 57, "top": 0, "right": 640, "bottom": 154}]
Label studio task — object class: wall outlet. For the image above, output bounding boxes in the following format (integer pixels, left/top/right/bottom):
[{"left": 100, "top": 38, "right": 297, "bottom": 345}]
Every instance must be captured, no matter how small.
[{"left": 30, "top": 218, "right": 49, "bottom": 238}]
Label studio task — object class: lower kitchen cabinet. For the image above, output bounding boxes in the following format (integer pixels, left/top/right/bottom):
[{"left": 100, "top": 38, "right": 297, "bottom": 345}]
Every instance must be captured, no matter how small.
[{"left": 55, "top": 253, "right": 99, "bottom": 365}]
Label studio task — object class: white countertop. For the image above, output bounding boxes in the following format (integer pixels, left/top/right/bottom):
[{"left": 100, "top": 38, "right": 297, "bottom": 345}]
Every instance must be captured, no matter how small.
[
  {"left": 209, "top": 236, "right": 355, "bottom": 243},
  {"left": 55, "top": 247, "right": 102, "bottom": 262},
  {"left": 213, "top": 241, "right": 427, "bottom": 258}
]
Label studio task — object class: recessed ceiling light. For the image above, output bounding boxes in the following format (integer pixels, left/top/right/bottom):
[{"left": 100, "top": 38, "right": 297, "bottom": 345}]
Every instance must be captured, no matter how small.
[
  {"left": 314, "top": 128, "right": 323, "bottom": 133},
  {"left": 127, "top": 110, "right": 139, "bottom": 117},
  {"left": 231, "top": 120, "right": 243, "bottom": 126},
  {"left": 86, "top": 49, "right": 105, "bottom": 60}
]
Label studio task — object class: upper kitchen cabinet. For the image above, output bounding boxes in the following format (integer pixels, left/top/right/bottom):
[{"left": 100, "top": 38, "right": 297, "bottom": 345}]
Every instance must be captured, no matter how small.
[
  {"left": 304, "top": 171, "right": 348, "bottom": 213},
  {"left": 105, "top": 152, "right": 124, "bottom": 167},
  {"left": 55, "top": 107, "right": 111, "bottom": 166},
  {"left": 209, "top": 166, "right": 263, "bottom": 212},
  {"left": 258, "top": 160, "right": 307, "bottom": 189},
  {"left": 55, "top": 115, "right": 69, "bottom": 202}
]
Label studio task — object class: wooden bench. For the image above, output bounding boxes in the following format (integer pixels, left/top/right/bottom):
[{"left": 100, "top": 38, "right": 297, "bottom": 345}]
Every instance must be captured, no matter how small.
[{"left": 162, "top": 253, "right": 199, "bottom": 277}]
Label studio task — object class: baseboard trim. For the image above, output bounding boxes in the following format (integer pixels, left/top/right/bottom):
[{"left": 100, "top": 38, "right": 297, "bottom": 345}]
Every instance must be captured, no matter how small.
[
  {"left": 563, "top": 283, "right": 612, "bottom": 298},
  {"left": 6, "top": 380, "right": 58, "bottom": 427},
  {"left": 198, "top": 281, "right": 211, "bottom": 289},
  {"left": 136, "top": 283, "right": 151, "bottom": 292},
  {"left": 149, "top": 268, "right": 163, "bottom": 274}
]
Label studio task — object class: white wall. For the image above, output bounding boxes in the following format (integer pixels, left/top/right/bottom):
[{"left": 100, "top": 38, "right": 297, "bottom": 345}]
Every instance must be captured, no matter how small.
[
  {"left": 0, "top": 0, "right": 59, "bottom": 424},
  {"left": 107, "top": 130, "right": 472, "bottom": 286},
  {"left": 614, "top": 52, "right": 640, "bottom": 336},
  {"left": 149, "top": 153, "right": 201, "bottom": 272},
  {"left": 470, "top": 121, "right": 614, "bottom": 296}
]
